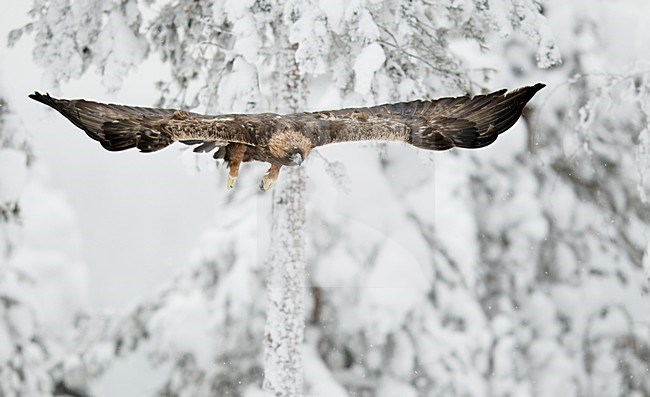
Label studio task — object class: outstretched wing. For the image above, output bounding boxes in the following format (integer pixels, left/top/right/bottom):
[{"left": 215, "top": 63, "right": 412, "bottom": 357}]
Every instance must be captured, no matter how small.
[
  {"left": 29, "top": 92, "right": 254, "bottom": 155},
  {"left": 308, "top": 83, "right": 545, "bottom": 150}
]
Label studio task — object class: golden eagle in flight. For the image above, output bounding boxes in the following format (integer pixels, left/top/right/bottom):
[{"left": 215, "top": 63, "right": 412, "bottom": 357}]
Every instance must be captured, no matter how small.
[{"left": 30, "top": 83, "right": 544, "bottom": 190}]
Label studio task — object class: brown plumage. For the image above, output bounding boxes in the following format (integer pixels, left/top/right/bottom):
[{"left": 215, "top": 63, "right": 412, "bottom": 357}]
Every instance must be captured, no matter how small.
[{"left": 29, "top": 83, "right": 545, "bottom": 190}]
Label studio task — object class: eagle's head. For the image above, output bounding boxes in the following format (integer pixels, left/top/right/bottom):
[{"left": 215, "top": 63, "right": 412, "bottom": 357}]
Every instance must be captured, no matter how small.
[
  {"left": 269, "top": 129, "right": 313, "bottom": 166},
  {"left": 288, "top": 147, "right": 305, "bottom": 165}
]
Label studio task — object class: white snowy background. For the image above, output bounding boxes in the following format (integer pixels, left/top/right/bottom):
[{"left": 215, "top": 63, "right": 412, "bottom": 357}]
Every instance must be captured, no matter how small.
[{"left": 1, "top": 0, "right": 649, "bottom": 396}]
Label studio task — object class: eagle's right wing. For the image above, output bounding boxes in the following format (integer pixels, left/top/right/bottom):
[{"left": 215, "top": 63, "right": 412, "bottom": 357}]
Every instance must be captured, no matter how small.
[
  {"left": 311, "top": 83, "right": 545, "bottom": 151},
  {"left": 29, "top": 92, "right": 254, "bottom": 154}
]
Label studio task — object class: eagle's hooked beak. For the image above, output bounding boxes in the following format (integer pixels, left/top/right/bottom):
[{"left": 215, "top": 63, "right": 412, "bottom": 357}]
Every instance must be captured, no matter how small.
[{"left": 290, "top": 152, "right": 303, "bottom": 165}]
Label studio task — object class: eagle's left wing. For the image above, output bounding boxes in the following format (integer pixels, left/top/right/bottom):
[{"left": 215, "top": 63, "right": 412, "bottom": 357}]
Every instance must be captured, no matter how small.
[
  {"left": 306, "top": 84, "right": 545, "bottom": 151},
  {"left": 29, "top": 92, "right": 254, "bottom": 154}
]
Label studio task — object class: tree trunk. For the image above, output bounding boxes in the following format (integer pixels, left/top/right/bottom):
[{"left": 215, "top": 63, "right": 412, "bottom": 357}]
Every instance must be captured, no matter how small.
[
  {"left": 263, "top": 166, "right": 306, "bottom": 397},
  {"left": 262, "top": 29, "right": 307, "bottom": 396}
]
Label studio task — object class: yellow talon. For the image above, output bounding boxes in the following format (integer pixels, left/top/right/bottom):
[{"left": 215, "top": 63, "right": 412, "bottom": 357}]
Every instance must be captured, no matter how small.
[
  {"left": 260, "top": 176, "right": 276, "bottom": 191},
  {"left": 227, "top": 175, "right": 237, "bottom": 189},
  {"left": 260, "top": 163, "right": 281, "bottom": 191}
]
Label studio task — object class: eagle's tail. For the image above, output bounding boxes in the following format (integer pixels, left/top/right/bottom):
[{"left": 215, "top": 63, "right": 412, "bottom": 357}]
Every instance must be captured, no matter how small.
[
  {"left": 409, "top": 83, "right": 545, "bottom": 151},
  {"left": 29, "top": 92, "right": 175, "bottom": 152}
]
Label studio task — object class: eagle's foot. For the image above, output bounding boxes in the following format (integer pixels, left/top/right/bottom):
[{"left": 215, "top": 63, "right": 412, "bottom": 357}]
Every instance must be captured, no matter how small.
[
  {"left": 260, "top": 163, "right": 281, "bottom": 191},
  {"left": 227, "top": 175, "right": 237, "bottom": 189},
  {"left": 259, "top": 175, "right": 276, "bottom": 191},
  {"left": 226, "top": 144, "right": 247, "bottom": 189}
]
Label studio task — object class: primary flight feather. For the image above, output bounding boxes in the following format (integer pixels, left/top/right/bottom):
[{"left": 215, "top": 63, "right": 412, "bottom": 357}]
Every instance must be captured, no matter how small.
[{"left": 29, "top": 83, "right": 545, "bottom": 190}]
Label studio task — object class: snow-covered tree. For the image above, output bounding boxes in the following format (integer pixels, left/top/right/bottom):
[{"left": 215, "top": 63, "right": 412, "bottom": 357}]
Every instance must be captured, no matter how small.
[
  {"left": 452, "top": 2, "right": 650, "bottom": 396},
  {"left": 0, "top": 92, "right": 89, "bottom": 396},
  {"left": 7, "top": 0, "right": 650, "bottom": 396}
]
